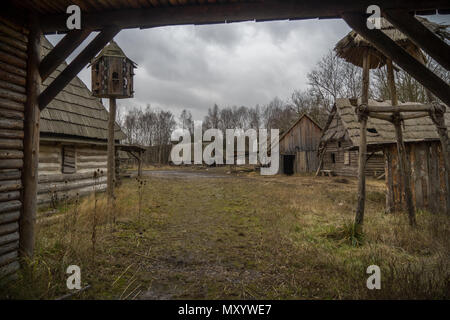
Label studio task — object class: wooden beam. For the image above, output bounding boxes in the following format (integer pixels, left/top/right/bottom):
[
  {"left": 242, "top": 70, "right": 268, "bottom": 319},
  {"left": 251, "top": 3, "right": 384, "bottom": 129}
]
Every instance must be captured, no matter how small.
[
  {"left": 401, "top": 112, "right": 429, "bottom": 120},
  {"left": 39, "top": 28, "right": 92, "bottom": 81},
  {"left": 38, "top": 26, "right": 120, "bottom": 111},
  {"left": 355, "top": 51, "right": 370, "bottom": 228},
  {"left": 367, "top": 104, "right": 433, "bottom": 113},
  {"left": 39, "top": 0, "right": 450, "bottom": 34},
  {"left": 342, "top": 12, "right": 450, "bottom": 107},
  {"left": 107, "top": 98, "right": 116, "bottom": 203},
  {"left": 383, "top": 10, "right": 450, "bottom": 71},
  {"left": 368, "top": 112, "right": 393, "bottom": 122},
  {"left": 20, "top": 14, "right": 41, "bottom": 259}
]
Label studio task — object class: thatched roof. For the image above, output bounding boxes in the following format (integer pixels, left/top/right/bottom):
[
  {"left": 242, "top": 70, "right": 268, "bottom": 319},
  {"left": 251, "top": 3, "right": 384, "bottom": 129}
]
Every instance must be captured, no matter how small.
[
  {"left": 40, "top": 37, "right": 127, "bottom": 143},
  {"left": 334, "top": 17, "right": 448, "bottom": 69},
  {"left": 321, "top": 98, "right": 450, "bottom": 148}
]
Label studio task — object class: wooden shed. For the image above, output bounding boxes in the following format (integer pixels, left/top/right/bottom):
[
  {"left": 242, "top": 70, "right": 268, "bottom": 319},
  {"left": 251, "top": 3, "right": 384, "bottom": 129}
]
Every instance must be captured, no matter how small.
[
  {"left": 37, "top": 37, "right": 127, "bottom": 205},
  {"left": 319, "top": 99, "right": 385, "bottom": 177},
  {"left": 278, "top": 114, "right": 322, "bottom": 174},
  {"left": 321, "top": 98, "right": 450, "bottom": 214}
]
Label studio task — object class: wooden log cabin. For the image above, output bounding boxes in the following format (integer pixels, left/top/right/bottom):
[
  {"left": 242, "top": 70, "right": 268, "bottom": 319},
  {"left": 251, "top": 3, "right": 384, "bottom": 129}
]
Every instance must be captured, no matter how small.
[
  {"left": 38, "top": 37, "right": 127, "bottom": 205},
  {"left": 319, "top": 99, "right": 386, "bottom": 177},
  {"left": 321, "top": 98, "right": 450, "bottom": 214},
  {"left": 278, "top": 114, "right": 322, "bottom": 174}
]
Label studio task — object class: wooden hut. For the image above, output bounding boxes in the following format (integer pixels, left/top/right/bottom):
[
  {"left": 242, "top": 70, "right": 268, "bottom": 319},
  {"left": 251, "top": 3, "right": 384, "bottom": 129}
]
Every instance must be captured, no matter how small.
[
  {"left": 37, "top": 37, "right": 127, "bottom": 205},
  {"left": 319, "top": 99, "right": 385, "bottom": 177},
  {"left": 322, "top": 98, "right": 450, "bottom": 214},
  {"left": 278, "top": 114, "right": 322, "bottom": 174}
]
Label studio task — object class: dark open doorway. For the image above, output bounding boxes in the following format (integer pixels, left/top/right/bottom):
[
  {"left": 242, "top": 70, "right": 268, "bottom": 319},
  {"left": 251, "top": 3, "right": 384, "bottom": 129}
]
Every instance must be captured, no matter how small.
[{"left": 283, "top": 155, "right": 295, "bottom": 175}]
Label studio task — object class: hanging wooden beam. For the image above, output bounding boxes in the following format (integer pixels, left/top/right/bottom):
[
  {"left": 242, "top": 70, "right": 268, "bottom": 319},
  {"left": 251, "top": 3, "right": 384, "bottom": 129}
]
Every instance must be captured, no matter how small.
[
  {"left": 39, "top": 28, "right": 92, "bottom": 81},
  {"left": 39, "top": 0, "right": 450, "bottom": 34},
  {"left": 355, "top": 51, "right": 370, "bottom": 228},
  {"left": 366, "top": 104, "right": 434, "bottom": 113},
  {"left": 20, "top": 14, "right": 41, "bottom": 259},
  {"left": 383, "top": 10, "right": 450, "bottom": 71},
  {"left": 401, "top": 112, "right": 429, "bottom": 120},
  {"left": 38, "top": 26, "right": 120, "bottom": 111},
  {"left": 367, "top": 112, "right": 393, "bottom": 122},
  {"left": 342, "top": 12, "right": 450, "bottom": 107}
]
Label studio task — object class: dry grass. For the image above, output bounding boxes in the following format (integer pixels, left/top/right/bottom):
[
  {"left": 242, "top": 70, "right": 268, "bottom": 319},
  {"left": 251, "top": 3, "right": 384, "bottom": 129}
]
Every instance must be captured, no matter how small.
[{"left": 1, "top": 170, "right": 448, "bottom": 299}]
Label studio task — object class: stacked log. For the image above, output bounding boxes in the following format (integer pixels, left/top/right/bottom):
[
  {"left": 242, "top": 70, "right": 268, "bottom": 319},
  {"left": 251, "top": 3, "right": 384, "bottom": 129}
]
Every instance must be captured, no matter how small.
[
  {"left": 37, "top": 144, "right": 107, "bottom": 205},
  {"left": 0, "top": 17, "right": 28, "bottom": 280}
]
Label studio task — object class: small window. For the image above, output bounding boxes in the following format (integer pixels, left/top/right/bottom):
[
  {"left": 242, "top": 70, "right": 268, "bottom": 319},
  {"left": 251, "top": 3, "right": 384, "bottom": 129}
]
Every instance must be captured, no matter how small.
[
  {"left": 338, "top": 141, "right": 342, "bottom": 148},
  {"left": 112, "top": 72, "right": 119, "bottom": 80},
  {"left": 331, "top": 153, "right": 336, "bottom": 164},
  {"left": 367, "top": 128, "right": 378, "bottom": 134},
  {"left": 62, "top": 146, "right": 76, "bottom": 174},
  {"left": 344, "top": 151, "right": 350, "bottom": 165}
]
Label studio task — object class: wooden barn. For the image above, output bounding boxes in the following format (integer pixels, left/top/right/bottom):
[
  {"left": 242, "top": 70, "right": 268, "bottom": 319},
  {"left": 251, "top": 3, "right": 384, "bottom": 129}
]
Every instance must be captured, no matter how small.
[
  {"left": 319, "top": 99, "right": 385, "bottom": 177},
  {"left": 278, "top": 114, "right": 322, "bottom": 174},
  {"left": 38, "top": 37, "right": 127, "bottom": 205},
  {"left": 321, "top": 98, "right": 450, "bottom": 214}
]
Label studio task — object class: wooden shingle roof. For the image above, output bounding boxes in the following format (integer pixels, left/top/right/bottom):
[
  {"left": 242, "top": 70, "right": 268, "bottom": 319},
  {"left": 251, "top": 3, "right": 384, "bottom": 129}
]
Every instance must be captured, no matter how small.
[
  {"left": 40, "top": 36, "right": 127, "bottom": 142},
  {"left": 321, "top": 98, "right": 450, "bottom": 148}
]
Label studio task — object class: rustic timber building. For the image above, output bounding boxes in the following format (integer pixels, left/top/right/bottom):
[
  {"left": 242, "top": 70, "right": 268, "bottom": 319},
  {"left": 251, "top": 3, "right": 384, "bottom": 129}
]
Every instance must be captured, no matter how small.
[
  {"left": 278, "top": 114, "right": 322, "bottom": 174},
  {"left": 38, "top": 37, "right": 127, "bottom": 205},
  {"left": 322, "top": 98, "right": 450, "bottom": 213},
  {"left": 319, "top": 99, "right": 385, "bottom": 177},
  {"left": 1, "top": 0, "right": 449, "bottom": 282}
]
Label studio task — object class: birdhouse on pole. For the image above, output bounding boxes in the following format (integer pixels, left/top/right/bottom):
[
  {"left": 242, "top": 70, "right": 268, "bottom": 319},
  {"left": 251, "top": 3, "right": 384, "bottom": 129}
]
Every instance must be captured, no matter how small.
[
  {"left": 91, "top": 40, "right": 136, "bottom": 99},
  {"left": 91, "top": 40, "right": 136, "bottom": 205}
]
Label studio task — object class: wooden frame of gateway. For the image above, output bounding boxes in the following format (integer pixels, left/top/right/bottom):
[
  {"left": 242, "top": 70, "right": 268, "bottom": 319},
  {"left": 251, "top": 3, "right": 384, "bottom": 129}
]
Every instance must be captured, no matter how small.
[{"left": 1, "top": 0, "right": 449, "bottom": 280}]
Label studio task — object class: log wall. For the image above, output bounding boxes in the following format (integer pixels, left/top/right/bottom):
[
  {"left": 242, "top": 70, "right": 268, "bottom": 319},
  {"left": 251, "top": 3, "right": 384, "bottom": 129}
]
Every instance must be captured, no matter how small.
[
  {"left": 322, "top": 140, "right": 385, "bottom": 177},
  {"left": 37, "top": 143, "right": 107, "bottom": 205},
  {"left": 0, "top": 17, "right": 28, "bottom": 280},
  {"left": 384, "top": 141, "right": 446, "bottom": 214}
]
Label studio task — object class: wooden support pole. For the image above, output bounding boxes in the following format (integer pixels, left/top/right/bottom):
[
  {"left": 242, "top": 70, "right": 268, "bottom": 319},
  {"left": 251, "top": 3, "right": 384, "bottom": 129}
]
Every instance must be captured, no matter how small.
[
  {"left": 107, "top": 98, "right": 116, "bottom": 203},
  {"left": 38, "top": 26, "right": 120, "bottom": 111},
  {"left": 138, "top": 151, "right": 142, "bottom": 178},
  {"left": 429, "top": 104, "right": 450, "bottom": 215},
  {"left": 20, "top": 14, "right": 41, "bottom": 259},
  {"left": 383, "top": 10, "right": 450, "bottom": 71},
  {"left": 393, "top": 115, "right": 416, "bottom": 226},
  {"left": 355, "top": 52, "right": 370, "bottom": 228},
  {"left": 388, "top": 58, "right": 416, "bottom": 226},
  {"left": 342, "top": 13, "right": 450, "bottom": 107},
  {"left": 39, "top": 28, "right": 92, "bottom": 81}
]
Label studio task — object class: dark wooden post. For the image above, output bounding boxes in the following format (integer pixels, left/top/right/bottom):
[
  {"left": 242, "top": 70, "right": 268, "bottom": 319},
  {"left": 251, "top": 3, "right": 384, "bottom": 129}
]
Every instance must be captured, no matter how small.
[
  {"left": 138, "top": 150, "right": 143, "bottom": 178},
  {"left": 355, "top": 52, "right": 370, "bottom": 228},
  {"left": 107, "top": 98, "right": 116, "bottom": 203},
  {"left": 20, "top": 14, "right": 41, "bottom": 259},
  {"left": 387, "top": 58, "right": 416, "bottom": 226},
  {"left": 429, "top": 103, "right": 450, "bottom": 216}
]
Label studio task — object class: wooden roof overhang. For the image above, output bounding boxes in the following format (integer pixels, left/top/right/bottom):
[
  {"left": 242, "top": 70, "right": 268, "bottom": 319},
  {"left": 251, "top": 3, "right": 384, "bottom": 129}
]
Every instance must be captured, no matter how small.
[{"left": 3, "top": 0, "right": 450, "bottom": 112}]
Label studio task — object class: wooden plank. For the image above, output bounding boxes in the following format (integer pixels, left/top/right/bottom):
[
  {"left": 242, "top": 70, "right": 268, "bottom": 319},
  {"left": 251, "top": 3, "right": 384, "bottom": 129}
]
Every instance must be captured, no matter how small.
[
  {"left": 0, "top": 129, "right": 24, "bottom": 140},
  {"left": 0, "top": 97, "right": 24, "bottom": 112},
  {"left": 427, "top": 143, "right": 439, "bottom": 213},
  {"left": 0, "top": 250, "right": 18, "bottom": 267},
  {"left": 0, "top": 118, "right": 23, "bottom": 130},
  {"left": 0, "top": 159, "right": 23, "bottom": 169},
  {"left": 385, "top": 150, "right": 394, "bottom": 213},
  {"left": 0, "top": 180, "right": 21, "bottom": 193},
  {"left": 0, "top": 260, "right": 20, "bottom": 279},
  {"left": 0, "top": 200, "right": 21, "bottom": 214},
  {"left": 0, "top": 69, "right": 27, "bottom": 87},
  {"left": 0, "top": 169, "right": 21, "bottom": 181},
  {"left": 0, "top": 240, "right": 18, "bottom": 256},
  {"left": 0, "top": 211, "right": 19, "bottom": 226},
  {"left": 0, "top": 191, "right": 20, "bottom": 203},
  {"left": 39, "top": 0, "right": 450, "bottom": 33},
  {"left": 0, "top": 138, "right": 23, "bottom": 150},
  {"left": 0, "top": 231, "right": 19, "bottom": 246},
  {"left": 0, "top": 222, "right": 18, "bottom": 236}
]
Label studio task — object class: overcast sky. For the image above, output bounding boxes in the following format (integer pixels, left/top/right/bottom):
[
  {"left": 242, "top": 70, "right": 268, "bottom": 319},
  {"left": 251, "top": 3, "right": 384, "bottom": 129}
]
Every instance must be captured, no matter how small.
[{"left": 47, "top": 15, "right": 449, "bottom": 121}]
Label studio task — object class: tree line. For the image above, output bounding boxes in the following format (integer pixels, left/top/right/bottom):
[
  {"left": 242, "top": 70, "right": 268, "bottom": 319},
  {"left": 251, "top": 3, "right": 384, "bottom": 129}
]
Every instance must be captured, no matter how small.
[{"left": 119, "top": 49, "right": 448, "bottom": 147}]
